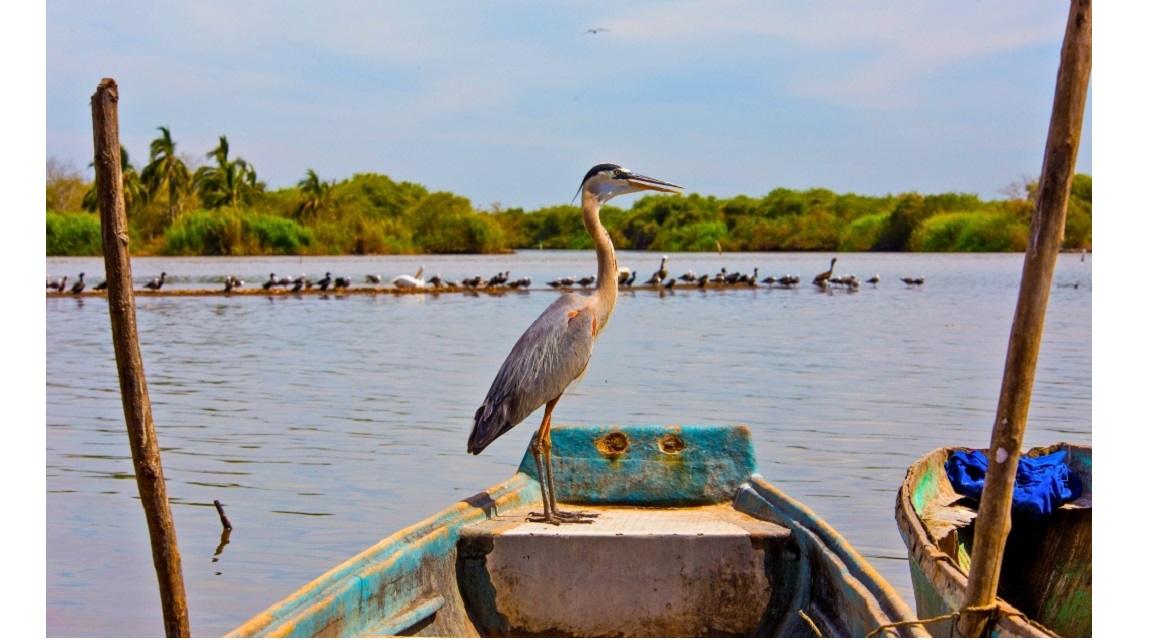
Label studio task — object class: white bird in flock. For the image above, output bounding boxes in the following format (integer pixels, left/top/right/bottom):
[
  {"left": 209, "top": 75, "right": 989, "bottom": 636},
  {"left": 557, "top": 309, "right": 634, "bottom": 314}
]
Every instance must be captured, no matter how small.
[{"left": 391, "top": 265, "right": 425, "bottom": 289}]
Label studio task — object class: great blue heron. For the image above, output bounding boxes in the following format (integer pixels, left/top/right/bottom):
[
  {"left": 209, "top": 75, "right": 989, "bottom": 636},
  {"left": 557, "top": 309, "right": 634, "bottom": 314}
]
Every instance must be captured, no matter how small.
[{"left": 467, "top": 163, "right": 682, "bottom": 525}]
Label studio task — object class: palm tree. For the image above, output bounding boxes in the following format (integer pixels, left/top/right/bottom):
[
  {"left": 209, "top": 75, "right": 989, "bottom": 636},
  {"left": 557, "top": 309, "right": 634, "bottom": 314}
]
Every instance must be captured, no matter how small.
[
  {"left": 83, "top": 146, "right": 148, "bottom": 216},
  {"left": 295, "top": 168, "right": 335, "bottom": 221},
  {"left": 193, "top": 135, "right": 264, "bottom": 209},
  {"left": 141, "top": 126, "right": 192, "bottom": 223}
]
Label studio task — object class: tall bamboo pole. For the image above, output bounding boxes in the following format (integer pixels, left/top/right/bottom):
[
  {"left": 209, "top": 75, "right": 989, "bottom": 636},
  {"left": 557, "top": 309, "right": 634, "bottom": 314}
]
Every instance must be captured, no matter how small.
[
  {"left": 956, "top": 1, "right": 1091, "bottom": 636},
  {"left": 91, "top": 78, "right": 191, "bottom": 638}
]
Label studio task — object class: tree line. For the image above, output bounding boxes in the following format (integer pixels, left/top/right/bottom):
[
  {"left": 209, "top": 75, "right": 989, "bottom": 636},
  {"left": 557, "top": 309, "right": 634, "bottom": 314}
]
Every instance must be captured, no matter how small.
[{"left": 46, "top": 127, "right": 1092, "bottom": 256}]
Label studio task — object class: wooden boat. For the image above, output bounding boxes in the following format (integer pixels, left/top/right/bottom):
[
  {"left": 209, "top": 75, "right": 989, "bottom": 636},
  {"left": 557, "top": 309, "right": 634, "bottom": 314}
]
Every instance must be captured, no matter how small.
[
  {"left": 895, "top": 442, "right": 1091, "bottom": 637},
  {"left": 228, "top": 424, "right": 927, "bottom": 637}
]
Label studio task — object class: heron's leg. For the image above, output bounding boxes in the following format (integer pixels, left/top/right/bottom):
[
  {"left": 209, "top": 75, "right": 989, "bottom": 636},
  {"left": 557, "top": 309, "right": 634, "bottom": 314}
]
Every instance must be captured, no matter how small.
[
  {"left": 543, "top": 417, "right": 598, "bottom": 521},
  {"left": 527, "top": 398, "right": 595, "bottom": 524},
  {"left": 527, "top": 429, "right": 554, "bottom": 522}
]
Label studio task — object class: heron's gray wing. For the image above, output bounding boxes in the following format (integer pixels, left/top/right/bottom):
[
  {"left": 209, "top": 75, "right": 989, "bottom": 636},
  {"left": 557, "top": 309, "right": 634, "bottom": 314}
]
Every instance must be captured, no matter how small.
[{"left": 468, "top": 293, "right": 596, "bottom": 454}]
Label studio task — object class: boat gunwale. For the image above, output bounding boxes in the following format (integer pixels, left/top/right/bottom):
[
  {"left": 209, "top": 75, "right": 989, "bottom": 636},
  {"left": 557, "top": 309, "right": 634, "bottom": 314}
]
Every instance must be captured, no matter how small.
[
  {"left": 741, "top": 475, "right": 928, "bottom": 638},
  {"left": 225, "top": 471, "right": 540, "bottom": 637}
]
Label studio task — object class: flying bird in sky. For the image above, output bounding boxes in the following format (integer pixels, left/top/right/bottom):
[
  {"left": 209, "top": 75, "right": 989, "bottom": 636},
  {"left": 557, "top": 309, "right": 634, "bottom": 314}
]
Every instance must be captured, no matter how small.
[{"left": 582, "top": 27, "right": 609, "bottom": 35}]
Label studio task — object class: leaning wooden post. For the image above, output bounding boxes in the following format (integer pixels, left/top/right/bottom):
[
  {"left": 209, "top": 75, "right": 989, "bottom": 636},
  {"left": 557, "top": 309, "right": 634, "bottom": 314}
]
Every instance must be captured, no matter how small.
[
  {"left": 957, "top": 1, "right": 1091, "bottom": 636},
  {"left": 92, "top": 78, "right": 191, "bottom": 638}
]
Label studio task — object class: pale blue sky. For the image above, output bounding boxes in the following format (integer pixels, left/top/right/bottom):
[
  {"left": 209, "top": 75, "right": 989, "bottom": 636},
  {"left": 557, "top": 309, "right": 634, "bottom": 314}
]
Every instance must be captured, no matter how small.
[{"left": 45, "top": 1, "right": 1092, "bottom": 210}]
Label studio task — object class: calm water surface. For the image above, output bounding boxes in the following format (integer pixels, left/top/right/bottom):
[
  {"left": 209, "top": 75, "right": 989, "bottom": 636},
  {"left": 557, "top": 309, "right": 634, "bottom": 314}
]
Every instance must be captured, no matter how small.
[{"left": 46, "top": 251, "right": 1092, "bottom": 637}]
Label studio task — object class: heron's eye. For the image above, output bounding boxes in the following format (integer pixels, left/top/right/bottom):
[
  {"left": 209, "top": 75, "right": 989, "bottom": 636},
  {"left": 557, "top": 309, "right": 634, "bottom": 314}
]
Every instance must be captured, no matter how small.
[{"left": 613, "top": 169, "right": 623, "bottom": 177}]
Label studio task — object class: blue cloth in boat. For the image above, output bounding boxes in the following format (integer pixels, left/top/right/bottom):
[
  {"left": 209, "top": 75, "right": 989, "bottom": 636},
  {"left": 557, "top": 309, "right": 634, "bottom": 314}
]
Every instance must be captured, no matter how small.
[{"left": 945, "top": 449, "right": 1082, "bottom": 519}]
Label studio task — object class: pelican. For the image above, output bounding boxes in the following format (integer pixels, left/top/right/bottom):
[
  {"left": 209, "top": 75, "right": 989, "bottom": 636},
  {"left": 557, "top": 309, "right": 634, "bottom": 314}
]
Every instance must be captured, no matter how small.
[
  {"left": 812, "top": 258, "right": 837, "bottom": 287},
  {"left": 468, "top": 163, "right": 682, "bottom": 525},
  {"left": 392, "top": 266, "right": 425, "bottom": 289},
  {"left": 645, "top": 255, "right": 668, "bottom": 286}
]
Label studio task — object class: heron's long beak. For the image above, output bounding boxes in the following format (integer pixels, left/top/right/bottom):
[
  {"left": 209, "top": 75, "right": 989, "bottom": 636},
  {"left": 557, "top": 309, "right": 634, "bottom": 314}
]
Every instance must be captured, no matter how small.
[{"left": 625, "top": 173, "right": 684, "bottom": 194}]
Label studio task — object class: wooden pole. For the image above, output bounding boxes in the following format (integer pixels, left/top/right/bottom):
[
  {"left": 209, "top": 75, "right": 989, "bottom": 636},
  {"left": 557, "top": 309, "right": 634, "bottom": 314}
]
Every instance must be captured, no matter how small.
[
  {"left": 957, "top": 1, "right": 1091, "bottom": 636},
  {"left": 91, "top": 78, "right": 191, "bottom": 638}
]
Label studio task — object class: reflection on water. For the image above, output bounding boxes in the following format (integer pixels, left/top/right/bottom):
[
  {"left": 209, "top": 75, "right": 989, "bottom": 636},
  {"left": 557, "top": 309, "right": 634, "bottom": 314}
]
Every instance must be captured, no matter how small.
[{"left": 47, "top": 252, "right": 1091, "bottom": 637}]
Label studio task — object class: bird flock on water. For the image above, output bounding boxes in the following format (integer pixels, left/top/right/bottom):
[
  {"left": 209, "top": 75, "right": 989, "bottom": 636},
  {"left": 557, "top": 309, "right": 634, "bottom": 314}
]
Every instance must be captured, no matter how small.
[{"left": 46, "top": 259, "right": 926, "bottom": 295}]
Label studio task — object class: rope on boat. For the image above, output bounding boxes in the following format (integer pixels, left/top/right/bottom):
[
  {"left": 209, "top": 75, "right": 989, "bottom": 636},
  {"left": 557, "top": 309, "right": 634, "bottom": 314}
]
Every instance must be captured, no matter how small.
[
  {"left": 865, "top": 603, "right": 1004, "bottom": 638},
  {"left": 797, "top": 610, "right": 823, "bottom": 637}
]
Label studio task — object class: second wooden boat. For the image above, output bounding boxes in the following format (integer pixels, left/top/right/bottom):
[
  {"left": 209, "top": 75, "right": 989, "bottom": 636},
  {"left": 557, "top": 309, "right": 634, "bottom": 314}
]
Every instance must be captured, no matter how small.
[{"left": 895, "top": 442, "right": 1092, "bottom": 637}]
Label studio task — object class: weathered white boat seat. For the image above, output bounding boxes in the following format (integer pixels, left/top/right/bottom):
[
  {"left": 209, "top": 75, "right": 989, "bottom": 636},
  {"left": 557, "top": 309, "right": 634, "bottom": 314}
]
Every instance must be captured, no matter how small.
[{"left": 457, "top": 503, "right": 793, "bottom": 637}]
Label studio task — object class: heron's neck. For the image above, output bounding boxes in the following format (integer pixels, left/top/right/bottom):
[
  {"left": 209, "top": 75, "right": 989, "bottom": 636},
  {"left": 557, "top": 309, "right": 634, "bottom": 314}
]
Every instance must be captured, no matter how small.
[{"left": 583, "top": 190, "right": 618, "bottom": 332}]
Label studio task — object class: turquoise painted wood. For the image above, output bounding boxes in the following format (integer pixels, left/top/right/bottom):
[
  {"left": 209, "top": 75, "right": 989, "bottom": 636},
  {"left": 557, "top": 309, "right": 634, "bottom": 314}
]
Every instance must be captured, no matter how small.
[
  {"left": 527, "top": 424, "right": 759, "bottom": 505},
  {"left": 229, "top": 425, "right": 927, "bottom": 637}
]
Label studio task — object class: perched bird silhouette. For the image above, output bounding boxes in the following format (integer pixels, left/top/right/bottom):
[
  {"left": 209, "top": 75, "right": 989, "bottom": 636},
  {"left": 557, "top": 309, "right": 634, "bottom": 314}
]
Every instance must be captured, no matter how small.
[
  {"left": 145, "top": 272, "right": 167, "bottom": 291},
  {"left": 468, "top": 164, "right": 682, "bottom": 525}
]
